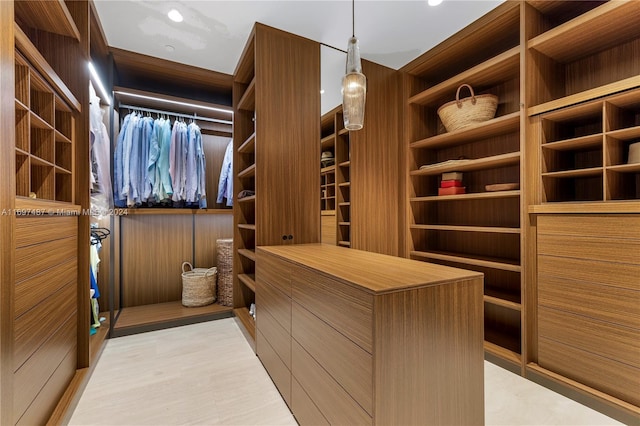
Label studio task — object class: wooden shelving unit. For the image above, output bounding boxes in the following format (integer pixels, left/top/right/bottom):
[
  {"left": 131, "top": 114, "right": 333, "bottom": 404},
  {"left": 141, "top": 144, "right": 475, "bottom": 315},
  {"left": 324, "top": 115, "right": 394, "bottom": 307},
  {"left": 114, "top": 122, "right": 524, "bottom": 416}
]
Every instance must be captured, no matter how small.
[
  {"left": 232, "top": 24, "right": 320, "bottom": 346},
  {"left": 14, "top": 49, "right": 78, "bottom": 204},
  {"left": 524, "top": 1, "right": 640, "bottom": 421},
  {"left": 402, "top": 1, "right": 523, "bottom": 367},
  {"left": 334, "top": 109, "right": 351, "bottom": 248}
]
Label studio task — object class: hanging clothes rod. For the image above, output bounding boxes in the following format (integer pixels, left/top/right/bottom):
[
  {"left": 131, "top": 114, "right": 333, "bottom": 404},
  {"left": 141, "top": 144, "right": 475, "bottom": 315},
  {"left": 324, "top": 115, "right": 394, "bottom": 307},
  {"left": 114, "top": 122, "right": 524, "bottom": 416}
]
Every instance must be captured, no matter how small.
[{"left": 118, "top": 103, "right": 233, "bottom": 125}]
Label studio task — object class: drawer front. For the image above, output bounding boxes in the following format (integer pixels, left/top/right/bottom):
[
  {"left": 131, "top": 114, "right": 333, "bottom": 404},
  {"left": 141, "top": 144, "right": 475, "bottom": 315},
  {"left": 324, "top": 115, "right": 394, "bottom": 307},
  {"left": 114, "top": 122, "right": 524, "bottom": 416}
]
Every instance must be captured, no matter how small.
[
  {"left": 15, "top": 236, "right": 77, "bottom": 283},
  {"left": 537, "top": 214, "right": 640, "bottom": 239},
  {"left": 539, "top": 306, "right": 640, "bottom": 368},
  {"left": 292, "top": 302, "right": 373, "bottom": 415},
  {"left": 14, "top": 281, "right": 77, "bottom": 370},
  {"left": 257, "top": 251, "right": 292, "bottom": 297},
  {"left": 256, "top": 278, "right": 291, "bottom": 334},
  {"left": 15, "top": 216, "right": 77, "bottom": 248},
  {"left": 537, "top": 233, "right": 640, "bottom": 265},
  {"left": 538, "top": 255, "right": 640, "bottom": 291},
  {"left": 538, "top": 274, "right": 640, "bottom": 329},
  {"left": 257, "top": 330, "right": 291, "bottom": 407},
  {"left": 538, "top": 337, "right": 640, "bottom": 407},
  {"left": 292, "top": 266, "right": 373, "bottom": 353},
  {"left": 257, "top": 306, "right": 291, "bottom": 368},
  {"left": 292, "top": 377, "right": 329, "bottom": 426},
  {"left": 15, "top": 258, "right": 76, "bottom": 318},
  {"left": 292, "top": 340, "right": 372, "bottom": 426}
]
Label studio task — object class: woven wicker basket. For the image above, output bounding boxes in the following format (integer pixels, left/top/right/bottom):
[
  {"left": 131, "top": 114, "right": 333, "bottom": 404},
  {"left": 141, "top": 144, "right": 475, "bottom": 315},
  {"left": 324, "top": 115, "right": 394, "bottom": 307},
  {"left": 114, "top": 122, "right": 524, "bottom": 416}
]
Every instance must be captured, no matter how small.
[
  {"left": 437, "top": 84, "right": 498, "bottom": 132},
  {"left": 181, "top": 262, "right": 217, "bottom": 307},
  {"left": 216, "top": 239, "right": 233, "bottom": 307}
]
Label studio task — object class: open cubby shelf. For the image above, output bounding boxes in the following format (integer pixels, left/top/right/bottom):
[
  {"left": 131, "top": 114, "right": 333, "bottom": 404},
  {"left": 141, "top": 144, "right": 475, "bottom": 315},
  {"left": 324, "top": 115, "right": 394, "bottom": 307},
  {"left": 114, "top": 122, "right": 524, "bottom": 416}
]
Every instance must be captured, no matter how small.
[{"left": 14, "top": 48, "right": 75, "bottom": 204}]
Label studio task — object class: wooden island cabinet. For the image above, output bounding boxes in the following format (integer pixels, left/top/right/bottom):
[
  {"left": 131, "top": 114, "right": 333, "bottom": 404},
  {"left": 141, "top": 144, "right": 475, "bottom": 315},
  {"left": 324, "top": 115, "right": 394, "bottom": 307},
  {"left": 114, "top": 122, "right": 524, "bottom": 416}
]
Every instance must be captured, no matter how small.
[{"left": 256, "top": 244, "right": 484, "bottom": 425}]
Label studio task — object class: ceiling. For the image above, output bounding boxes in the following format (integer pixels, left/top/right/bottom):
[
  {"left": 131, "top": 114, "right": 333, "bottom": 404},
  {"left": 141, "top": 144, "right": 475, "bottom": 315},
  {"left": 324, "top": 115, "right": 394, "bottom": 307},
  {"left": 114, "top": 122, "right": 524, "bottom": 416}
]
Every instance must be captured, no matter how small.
[{"left": 93, "top": 0, "right": 504, "bottom": 75}]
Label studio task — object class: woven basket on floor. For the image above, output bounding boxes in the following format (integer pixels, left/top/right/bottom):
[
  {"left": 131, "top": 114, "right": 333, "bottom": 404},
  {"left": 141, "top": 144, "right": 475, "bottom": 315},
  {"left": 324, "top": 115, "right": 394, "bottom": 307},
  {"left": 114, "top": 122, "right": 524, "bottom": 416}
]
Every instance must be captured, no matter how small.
[
  {"left": 181, "top": 262, "right": 217, "bottom": 307},
  {"left": 437, "top": 84, "right": 498, "bottom": 132},
  {"left": 216, "top": 239, "right": 233, "bottom": 307}
]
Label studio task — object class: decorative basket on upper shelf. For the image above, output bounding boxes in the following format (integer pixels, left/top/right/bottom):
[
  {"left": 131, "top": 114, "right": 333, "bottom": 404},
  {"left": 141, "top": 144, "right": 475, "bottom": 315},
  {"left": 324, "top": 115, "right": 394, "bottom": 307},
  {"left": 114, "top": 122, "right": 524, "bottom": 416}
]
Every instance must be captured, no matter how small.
[{"left": 437, "top": 84, "right": 498, "bottom": 132}]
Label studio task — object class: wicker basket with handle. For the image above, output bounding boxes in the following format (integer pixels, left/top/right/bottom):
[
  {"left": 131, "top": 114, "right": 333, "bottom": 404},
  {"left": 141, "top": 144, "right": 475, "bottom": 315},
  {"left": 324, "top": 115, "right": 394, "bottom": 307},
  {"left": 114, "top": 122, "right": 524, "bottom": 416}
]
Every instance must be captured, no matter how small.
[
  {"left": 181, "top": 262, "right": 217, "bottom": 307},
  {"left": 437, "top": 84, "right": 498, "bottom": 132}
]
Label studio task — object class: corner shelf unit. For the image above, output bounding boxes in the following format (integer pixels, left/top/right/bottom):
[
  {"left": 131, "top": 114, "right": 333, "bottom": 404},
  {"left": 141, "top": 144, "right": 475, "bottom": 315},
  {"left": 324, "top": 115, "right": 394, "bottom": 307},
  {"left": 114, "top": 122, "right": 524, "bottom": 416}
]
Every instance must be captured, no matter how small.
[
  {"left": 334, "top": 112, "right": 351, "bottom": 248},
  {"left": 232, "top": 32, "right": 257, "bottom": 335},
  {"left": 403, "top": 1, "right": 523, "bottom": 368},
  {"left": 320, "top": 107, "right": 338, "bottom": 212},
  {"left": 14, "top": 34, "right": 79, "bottom": 206}
]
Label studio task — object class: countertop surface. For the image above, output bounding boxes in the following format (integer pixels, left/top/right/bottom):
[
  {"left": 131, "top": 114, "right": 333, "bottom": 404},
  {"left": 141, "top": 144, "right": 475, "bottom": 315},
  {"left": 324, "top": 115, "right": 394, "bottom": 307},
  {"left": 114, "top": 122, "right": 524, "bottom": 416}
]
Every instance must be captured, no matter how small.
[{"left": 257, "top": 243, "right": 483, "bottom": 294}]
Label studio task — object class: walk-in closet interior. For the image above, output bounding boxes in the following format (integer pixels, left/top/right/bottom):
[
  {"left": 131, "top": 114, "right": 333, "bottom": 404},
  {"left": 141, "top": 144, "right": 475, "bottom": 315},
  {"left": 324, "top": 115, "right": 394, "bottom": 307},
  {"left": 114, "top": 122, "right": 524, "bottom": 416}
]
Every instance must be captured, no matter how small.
[{"left": 0, "top": 0, "right": 638, "bottom": 424}]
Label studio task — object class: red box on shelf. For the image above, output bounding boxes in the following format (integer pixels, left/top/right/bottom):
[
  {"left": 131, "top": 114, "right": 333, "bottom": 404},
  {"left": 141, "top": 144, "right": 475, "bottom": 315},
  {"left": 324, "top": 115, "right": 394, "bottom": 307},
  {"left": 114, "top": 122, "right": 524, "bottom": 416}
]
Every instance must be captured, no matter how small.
[
  {"left": 438, "top": 186, "right": 466, "bottom": 196},
  {"left": 440, "top": 179, "right": 463, "bottom": 188}
]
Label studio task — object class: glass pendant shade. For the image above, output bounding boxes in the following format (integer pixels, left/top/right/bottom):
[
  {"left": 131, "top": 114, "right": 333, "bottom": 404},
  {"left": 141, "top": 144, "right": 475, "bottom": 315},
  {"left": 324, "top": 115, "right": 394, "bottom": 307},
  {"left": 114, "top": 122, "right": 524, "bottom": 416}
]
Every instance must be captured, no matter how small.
[{"left": 343, "top": 36, "right": 366, "bottom": 131}]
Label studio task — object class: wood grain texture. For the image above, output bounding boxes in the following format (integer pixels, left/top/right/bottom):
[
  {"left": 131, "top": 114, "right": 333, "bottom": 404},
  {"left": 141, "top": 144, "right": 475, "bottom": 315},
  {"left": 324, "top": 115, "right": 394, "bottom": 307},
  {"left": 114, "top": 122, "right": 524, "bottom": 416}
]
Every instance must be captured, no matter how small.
[
  {"left": 257, "top": 330, "right": 291, "bottom": 407},
  {"left": 291, "top": 302, "right": 373, "bottom": 415},
  {"left": 15, "top": 236, "right": 76, "bottom": 283},
  {"left": 254, "top": 24, "right": 320, "bottom": 247},
  {"left": 256, "top": 277, "right": 291, "bottom": 334},
  {"left": 17, "top": 348, "right": 76, "bottom": 426},
  {"left": 120, "top": 215, "right": 193, "bottom": 306},
  {"left": 113, "top": 301, "right": 232, "bottom": 331},
  {"left": 291, "top": 265, "right": 373, "bottom": 353},
  {"left": 538, "top": 273, "right": 640, "bottom": 330},
  {"left": 256, "top": 249, "right": 292, "bottom": 297},
  {"left": 538, "top": 336, "right": 640, "bottom": 407},
  {"left": 320, "top": 213, "right": 336, "bottom": 245},
  {"left": 537, "top": 233, "right": 640, "bottom": 265},
  {"left": 15, "top": 0, "right": 80, "bottom": 40},
  {"left": 351, "top": 60, "right": 402, "bottom": 256},
  {"left": 0, "top": 1, "right": 15, "bottom": 423},
  {"left": 111, "top": 48, "right": 233, "bottom": 103},
  {"left": 292, "top": 340, "right": 372, "bottom": 426},
  {"left": 374, "top": 279, "right": 485, "bottom": 425},
  {"left": 13, "top": 314, "right": 76, "bottom": 421},
  {"left": 537, "top": 214, "right": 640, "bottom": 239},
  {"left": 257, "top": 304, "right": 291, "bottom": 368},
  {"left": 291, "top": 377, "right": 329, "bottom": 426},
  {"left": 261, "top": 244, "right": 482, "bottom": 294},
  {"left": 14, "top": 215, "right": 76, "bottom": 247},
  {"left": 13, "top": 281, "right": 76, "bottom": 371},
  {"left": 538, "top": 306, "right": 640, "bottom": 368},
  {"left": 14, "top": 257, "right": 76, "bottom": 319},
  {"left": 193, "top": 213, "right": 233, "bottom": 268}
]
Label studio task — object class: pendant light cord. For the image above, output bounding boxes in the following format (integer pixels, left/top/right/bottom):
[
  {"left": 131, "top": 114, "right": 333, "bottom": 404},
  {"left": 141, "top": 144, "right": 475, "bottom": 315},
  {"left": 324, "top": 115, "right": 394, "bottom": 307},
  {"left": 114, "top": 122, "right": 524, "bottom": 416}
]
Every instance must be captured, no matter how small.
[{"left": 352, "top": 0, "right": 355, "bottom": 37}]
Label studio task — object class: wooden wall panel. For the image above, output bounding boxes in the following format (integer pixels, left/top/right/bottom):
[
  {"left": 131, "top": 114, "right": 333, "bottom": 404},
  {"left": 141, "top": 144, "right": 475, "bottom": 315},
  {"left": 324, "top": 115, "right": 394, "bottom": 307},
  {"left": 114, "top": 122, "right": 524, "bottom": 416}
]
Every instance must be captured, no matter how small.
[
  {"left": 537, "top": 233, "right": 640, "bottom": 265},
  {"left": 375, "top": 279, "right": 485, "bottom": 425},
  {"left": 255, "top": 24, "right": 320, "bottom": 246},
  {"left": 15, "top": 236, "right": 76, "bottom": 283},
  {"left": 194, "top": 213, "right": 233, "bottom": 268},
  {"left": 13, "top": 314, "right": 76, "bottom": 421},
  {"left": 0, "top": 1, "right": 15, "bottom": 423},
  {"left": 14, "top": 282, "right": 76, "bottom": 370},
  {"left": 351, "top": 60, "right": 403, "bottom": 256},
  {"left": 120, "top": 215, "right": 193, "bottom": 307},
  {"left": 537, "top": 214, "right": 640, "bottom": 239}
]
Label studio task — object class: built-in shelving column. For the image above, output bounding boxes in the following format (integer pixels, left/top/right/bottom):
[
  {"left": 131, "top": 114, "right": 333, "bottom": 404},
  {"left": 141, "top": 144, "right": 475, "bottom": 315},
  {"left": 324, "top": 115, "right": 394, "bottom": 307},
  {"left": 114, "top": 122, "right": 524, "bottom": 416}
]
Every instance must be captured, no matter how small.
[
  {"left": 401, "top": 1, "right": 523, "bottom": 370},
  {"left": 335, "top": 111, "right": 351, "bottom": 247}
]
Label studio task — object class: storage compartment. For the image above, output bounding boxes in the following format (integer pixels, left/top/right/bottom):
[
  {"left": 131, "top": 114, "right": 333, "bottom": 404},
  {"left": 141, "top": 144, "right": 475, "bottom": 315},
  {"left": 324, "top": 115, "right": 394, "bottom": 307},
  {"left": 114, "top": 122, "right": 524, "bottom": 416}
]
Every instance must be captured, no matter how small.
[
  {"left": 16, "top": 153, "right": 29, "bottom": 197},
  {"left": 30, "top": 128, "right": 54, "bottom": 164},
  {"left": 15, "top": 109, "right": 29, "bottom": 152},
  {"left": 606, "top": 169, "right": 640, "bottom": 201},
  {"left": 15, "top": 60, "right": 29, "bottom": 107},
  {"left": 542, "top": 144, "right": 602, "bottom": 173},
  {"left": 55, "top": 140, "right": 72, "bottom": 172},
  {"left": 542, "top": 174, "right": 603, "bottom": 202},
  {"left": 412, "top": 196, "right": 520, "bottom": 228},
  {"left": 541, "top": 107, "right": 602, "bottom": 143},
  {"left": 30, "top": 163, "right": 55, "bottom": 200},
  {"left": 485, "top": 303, "right": 521, "bottom": 355},
  {"left": 54, "top": 106, "right": 73, "bottom": 140},
  {"left": 30, "top": 80, "right": 54, "bottom": 127},
  {"left": 55, "top": 170, "right": 72, "bottom": 202}
]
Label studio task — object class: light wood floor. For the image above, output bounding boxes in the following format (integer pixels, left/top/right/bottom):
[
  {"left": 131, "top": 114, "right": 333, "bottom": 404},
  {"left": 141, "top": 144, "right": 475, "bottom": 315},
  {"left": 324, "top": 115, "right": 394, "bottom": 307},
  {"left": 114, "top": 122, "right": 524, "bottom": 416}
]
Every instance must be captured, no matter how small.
[{"left": 70, "top": 319, "right": 621, "bottom": 426}]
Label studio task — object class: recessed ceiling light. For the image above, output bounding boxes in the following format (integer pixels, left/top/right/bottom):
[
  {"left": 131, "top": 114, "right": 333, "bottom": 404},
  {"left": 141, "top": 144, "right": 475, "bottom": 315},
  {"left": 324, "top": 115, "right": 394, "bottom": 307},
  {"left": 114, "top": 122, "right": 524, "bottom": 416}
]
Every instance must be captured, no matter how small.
[
  {"left": 428, "top": 0, "right": 443, "bottom": 6},
  {"left": 165, "top": 44, "right": 175, "bottom": 52},
  {"left": 320, "top": 89, "right": 325, "bottom": 94},
  {"left": 168, "top": 9, "right": 183, "bottom": 22}
]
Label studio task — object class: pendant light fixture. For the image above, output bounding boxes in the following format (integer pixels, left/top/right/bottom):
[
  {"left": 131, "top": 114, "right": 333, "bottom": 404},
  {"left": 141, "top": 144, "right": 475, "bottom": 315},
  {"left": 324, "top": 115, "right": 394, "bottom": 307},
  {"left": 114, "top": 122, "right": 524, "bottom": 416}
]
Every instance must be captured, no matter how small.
[{"left": 342, "top": 0, "right": 366, "bottom": 131}]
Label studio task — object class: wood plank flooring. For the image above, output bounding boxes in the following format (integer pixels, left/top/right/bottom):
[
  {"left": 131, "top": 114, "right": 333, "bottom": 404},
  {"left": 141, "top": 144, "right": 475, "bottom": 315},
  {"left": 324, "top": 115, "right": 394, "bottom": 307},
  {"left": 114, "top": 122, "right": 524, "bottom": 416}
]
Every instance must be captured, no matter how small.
[{"left": 70, "top": 319, "right": 621, "bottom": 426}]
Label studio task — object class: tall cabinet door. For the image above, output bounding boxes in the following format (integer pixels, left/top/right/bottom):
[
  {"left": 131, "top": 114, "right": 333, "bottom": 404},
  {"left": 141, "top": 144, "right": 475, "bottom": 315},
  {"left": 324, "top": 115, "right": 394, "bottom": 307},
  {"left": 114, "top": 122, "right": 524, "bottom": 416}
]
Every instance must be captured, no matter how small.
[{"left": 255, "top": 27, "right": 320, "bottom": 246}]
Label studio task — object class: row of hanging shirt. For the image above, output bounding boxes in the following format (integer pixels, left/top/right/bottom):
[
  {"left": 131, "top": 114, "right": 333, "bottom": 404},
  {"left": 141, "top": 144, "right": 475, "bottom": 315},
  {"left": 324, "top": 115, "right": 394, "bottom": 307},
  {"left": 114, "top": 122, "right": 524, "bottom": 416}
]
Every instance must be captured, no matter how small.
[{"left": 114, "top": 112, "right": 207, "bottom": 208}]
